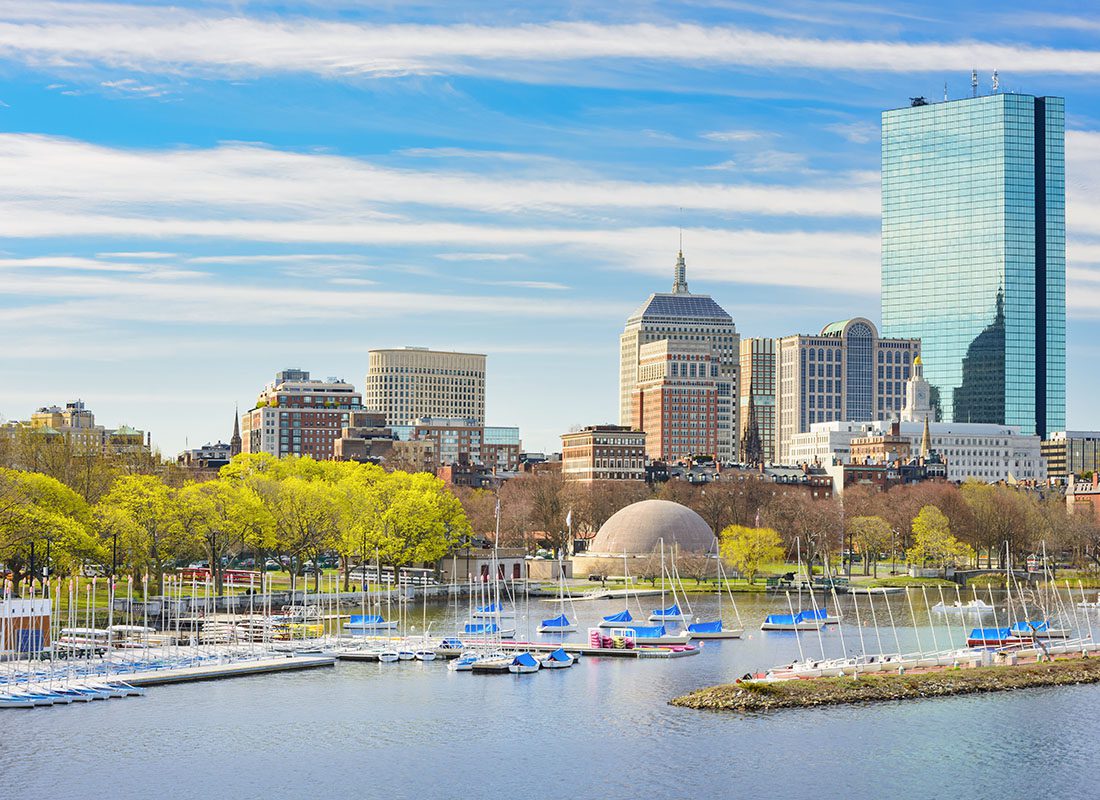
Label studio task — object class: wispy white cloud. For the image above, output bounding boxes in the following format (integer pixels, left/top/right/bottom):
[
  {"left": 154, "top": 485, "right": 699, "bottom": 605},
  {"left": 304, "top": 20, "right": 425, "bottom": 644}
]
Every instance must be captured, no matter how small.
[
  {"left": 2, "top": 10, "right": 1100, "bottom": 80},
  {"left": 0, "top": 271, "right": 629, "bottom": 326},
  {"left": 0, "top": 134, "right": 880, "bottom": 225},
  {"left": 701, "top": 129, "right": 763, "bottom": 142},
  {"left": 825, "top": 121, "right": 878, "bottom": 144},
  {"left": 466, "top": 279, "right": 570, "bottom": 290},
  {"left": 97, "top": 250, "right": 177, "bottom": 259},
  {"left": 435, "top": 252, "right": 530, "bottom": 262}
]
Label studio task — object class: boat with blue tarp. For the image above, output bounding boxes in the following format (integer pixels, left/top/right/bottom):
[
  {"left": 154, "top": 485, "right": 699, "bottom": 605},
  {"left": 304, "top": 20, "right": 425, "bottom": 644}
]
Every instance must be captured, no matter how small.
[
  {"left": 343, "top": 614, "right": 398, "bottom": 632},
  {"left": 598, "top": 610, "right": 633, "bottom": 628},
  {"left": 540, "top": 648, "right": 575, "bottom": 669},
  {"left": 537, "top": 613, "right": 576, "bottom": 634}
]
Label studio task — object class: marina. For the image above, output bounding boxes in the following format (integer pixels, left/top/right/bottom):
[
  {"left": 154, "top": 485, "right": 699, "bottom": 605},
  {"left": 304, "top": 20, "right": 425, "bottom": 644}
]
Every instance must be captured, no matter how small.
[{"left": 7, "top": 586, "right": 1100, "bottom": 798}]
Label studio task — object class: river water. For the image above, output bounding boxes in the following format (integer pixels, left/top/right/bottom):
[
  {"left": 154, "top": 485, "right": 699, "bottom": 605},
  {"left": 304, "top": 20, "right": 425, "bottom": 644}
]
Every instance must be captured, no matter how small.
[{"left": 4, "top": 589, "right": 1098, "bottom": 798}]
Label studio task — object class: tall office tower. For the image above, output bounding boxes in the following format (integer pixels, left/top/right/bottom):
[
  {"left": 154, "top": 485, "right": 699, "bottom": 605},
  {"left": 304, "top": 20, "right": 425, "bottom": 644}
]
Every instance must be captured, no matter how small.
[
  {"left": 241, "top": 369, "right": 362, "bottom": 458},
  {"left": 365, "top": 347, "right": 487, "bottom": 426},
  {"left": 631, "top": 338, "right": 719, "bottom": 462},
  {"left": 776, "top": 318, "right": 920, "bottom": 462},
  {"left": 881, "top": 92, "right": 1065, "bottom": 437},
  {"left": 619, "top": 251, "right": 739, "bottom": 462},
  {"left": 739, "top": 337, "right": 777, "bottom": 464}
]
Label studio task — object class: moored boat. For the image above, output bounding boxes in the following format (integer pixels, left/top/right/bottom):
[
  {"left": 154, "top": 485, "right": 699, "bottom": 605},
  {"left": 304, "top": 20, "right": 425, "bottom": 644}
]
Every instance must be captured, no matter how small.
[
  {"left": 761, "top": 613, "right": 824, "bottom": 632},
  {"left": 966, "top": 627, "right": 1013, "bottom": 648},
  {"left": 471, "top": 602, "right": 515, "bottom": 620},
  {"left": 463, "top": 622, "right": 515, "bottom": 639},
  {"left": 343, "top": 614, "right": 398, "bottom": 632},
  {"left": 537, "top": 614, "right": 576, "bottom": 634},
  {"left": 598, "top": 610, "right": 633, "bottom": 629},
  {"left": 687, "top": 619, "right": 743, "bottom": 639},
  {"left": 932, "top": 599, "right": 994, "bottom": 615},
  {"left": 540, "top": 648, "right": 575, "bottom": 669},
  {"left": 648, "top": 603, "right": 692, "bottom": 623},
  {"left": 508, "top": 652, "right": 540, "bottom": 674},
  {"left": 1009, "top": 620, "right": 1071, "bottom": 639}
]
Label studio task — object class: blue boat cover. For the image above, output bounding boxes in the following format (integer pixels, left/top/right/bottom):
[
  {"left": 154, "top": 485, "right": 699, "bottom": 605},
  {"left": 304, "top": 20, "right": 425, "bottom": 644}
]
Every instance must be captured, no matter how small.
[
  {"left": 441, "top": 637, "right": 464, "bottom": 649},
  {"left": 797, "top": 609, "right": 829, "bottom": 621},
  {"left": 347, "top": 614, "right": 385, "bottom": 625},
  {"left": 651, "top": 604, "right": 683, "bottom": 616},
  {"left": 1010, "top": 620, "right": 1050, "bottom": 633},
  {"left": 540, "top": 614, "right": 572, "bottom": 628},
  {"left": 512, "top": 652, "right": 538, "bottom": 667},
  {"left": 548, "top": 648, "right": 571, "bottom": 662},
  {"left": 688, "top": 620, "right": 723, "bottom": 633},
  {"left": 969, "top": 627, "right": 1011, "bottom": 639},
  {"left": 631, "top": 625, "right": 668, "bottom": 638},
  {"left": 476, "top": 603, "right": 506, "bottom": 613},
  {"left": 603, "top": 610, "right": 633, "bottom": 623},
  {"left": 764, "top": 614, "right": 798, "bottom": 625},
  {"left": 464, "top": 623, "right": 500, "bottom": 634}
]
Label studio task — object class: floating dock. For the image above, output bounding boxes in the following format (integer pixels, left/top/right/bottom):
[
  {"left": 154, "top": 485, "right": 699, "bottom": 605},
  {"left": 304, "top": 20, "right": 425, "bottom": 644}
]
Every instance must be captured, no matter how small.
[
  {"left": 120, "top": 654, "right": 336, "bottom": 687},
  {"left": 436, "top": 639, "right": 699, "bottom": 659}
]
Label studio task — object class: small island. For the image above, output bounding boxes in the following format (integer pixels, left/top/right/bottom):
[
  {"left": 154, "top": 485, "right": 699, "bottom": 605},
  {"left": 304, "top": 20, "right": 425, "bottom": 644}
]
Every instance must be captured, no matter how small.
[{"left": 671, "top": 657, "right": 1100, "bottom": 713}]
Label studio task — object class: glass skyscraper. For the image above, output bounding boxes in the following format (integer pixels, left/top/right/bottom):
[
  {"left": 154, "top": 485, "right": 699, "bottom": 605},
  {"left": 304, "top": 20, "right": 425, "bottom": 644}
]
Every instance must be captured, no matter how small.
[{"left": 881, "top": 92, "right": 1065, "bottom": 437}]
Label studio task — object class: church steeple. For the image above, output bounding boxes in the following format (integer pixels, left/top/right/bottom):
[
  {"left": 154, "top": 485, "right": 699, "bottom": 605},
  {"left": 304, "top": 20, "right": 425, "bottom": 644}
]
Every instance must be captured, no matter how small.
[
  {"left": 230, "top": 406, "right": 242, "bottom": 457},
  {"left": 672, "top": 249, "right": 689, "bottom": 294}
]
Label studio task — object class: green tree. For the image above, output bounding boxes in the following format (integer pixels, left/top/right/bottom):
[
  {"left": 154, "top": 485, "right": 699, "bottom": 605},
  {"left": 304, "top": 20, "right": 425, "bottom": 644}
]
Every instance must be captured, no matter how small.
[
  {"left": 719, "top": 524, "right": 784, "bottom": 584},
  {"left": 98, "top": 474, "right": 183, "bottom": 594},
  {"left": 907, "top": 505, "right": 974, "bottom": 570},
  {"left": 847, "top": 515, "right": 892, "bottom": 577},
  {"left": 0, "top": 468, "right": 97, "bottom": 591}
]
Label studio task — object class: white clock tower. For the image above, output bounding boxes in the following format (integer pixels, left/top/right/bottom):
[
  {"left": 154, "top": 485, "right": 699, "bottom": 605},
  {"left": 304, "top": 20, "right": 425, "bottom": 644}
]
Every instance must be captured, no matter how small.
[{"left": 901, "top": 356, "right": 934, "bottom": 423}]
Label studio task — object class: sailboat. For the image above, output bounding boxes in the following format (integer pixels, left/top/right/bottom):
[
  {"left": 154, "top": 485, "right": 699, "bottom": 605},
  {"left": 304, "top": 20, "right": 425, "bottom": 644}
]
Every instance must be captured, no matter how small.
[
  {"left": 471, "top": 602, "right": 515, "bottom": 620},
  {"left": 538, "top": 613, "right": 576, "bottom": 634},
  {"left": 760, "top": 612, "right": 824, "bottom": 632},
  {"left": 343, "top": 613, "right": 398, "bottom": 632},
  {"left": 648, "top": 540, "right": 693, "bottom": 622},
  {"left": 508, "top": 652, "right": 541, "bottom": 674},
  {"left": 538, "top": 555, "right": 578, "bottom": 633},
  {"left": 539, "top": 647, "right": 575, "bottom": 669},
  {"left": 687, "top": 550, "right": 744, "bottom": 639},
  {"left": 598, "top": 609, "right": 634, "bottom": 629}
]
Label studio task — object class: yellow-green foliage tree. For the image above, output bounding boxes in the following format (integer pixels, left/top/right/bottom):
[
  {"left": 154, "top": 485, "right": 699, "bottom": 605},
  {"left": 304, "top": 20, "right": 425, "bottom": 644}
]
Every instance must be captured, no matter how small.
[
  {"left": 907, "top": 505, "right": 974, "bottom": 570},
  {"left": 97, "top": 474, "right": 185, "bottom": 594},
  {"left": 719, "top": 524, "right": 784, "bottom": 584},
  {"left": 847, "top": 515, "right": 893, "bottom": 577},
  {"left": 0, "top": 467, "right": 99, "bottom": 591}
]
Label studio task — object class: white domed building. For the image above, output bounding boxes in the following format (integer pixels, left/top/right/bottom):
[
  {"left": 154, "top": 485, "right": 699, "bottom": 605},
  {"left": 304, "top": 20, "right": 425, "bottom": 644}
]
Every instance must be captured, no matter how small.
[{"left": 574, "top": 499, "right": 715, "bottom": 577}]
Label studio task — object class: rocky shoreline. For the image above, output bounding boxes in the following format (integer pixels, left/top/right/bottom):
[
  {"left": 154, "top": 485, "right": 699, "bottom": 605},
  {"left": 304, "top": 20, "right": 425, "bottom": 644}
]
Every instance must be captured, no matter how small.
[{"left": 670, "top": 657, "right": 1100, "bottom": 712}]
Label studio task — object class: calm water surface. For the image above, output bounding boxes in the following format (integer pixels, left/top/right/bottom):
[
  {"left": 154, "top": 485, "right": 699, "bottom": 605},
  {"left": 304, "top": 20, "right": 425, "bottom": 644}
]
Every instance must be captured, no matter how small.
[{"left": 4, "top": 591, "right": 1098, "bottom": 799}]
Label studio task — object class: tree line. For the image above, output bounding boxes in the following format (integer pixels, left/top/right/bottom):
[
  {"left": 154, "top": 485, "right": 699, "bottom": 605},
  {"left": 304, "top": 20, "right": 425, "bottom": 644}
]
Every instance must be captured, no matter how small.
[
  {"left": 0, "top": 453, "right": 470, "bottom": 595},
  {"left": 454, "top": 471, "right": 1100, "bottom": 573}
]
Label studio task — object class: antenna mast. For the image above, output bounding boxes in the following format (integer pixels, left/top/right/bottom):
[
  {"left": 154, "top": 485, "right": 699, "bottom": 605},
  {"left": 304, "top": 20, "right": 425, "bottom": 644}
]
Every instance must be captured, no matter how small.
[
  {"left": 971, "top": 68, "right": 978, "bottom": 98},
  {"left": 992, "top": 69, "right": 999, "bottom": 93}
]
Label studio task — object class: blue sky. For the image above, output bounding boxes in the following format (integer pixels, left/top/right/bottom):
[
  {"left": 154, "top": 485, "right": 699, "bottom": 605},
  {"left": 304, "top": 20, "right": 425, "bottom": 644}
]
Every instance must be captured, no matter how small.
[{"left": 2, "top": 0, "right": 1100, "bottom": 454}]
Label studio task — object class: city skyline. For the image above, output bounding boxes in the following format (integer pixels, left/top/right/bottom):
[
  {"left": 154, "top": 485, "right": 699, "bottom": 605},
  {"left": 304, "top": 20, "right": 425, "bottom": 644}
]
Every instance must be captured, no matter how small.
[{"left": 4, "top": 1, "right": 1100, "bottom": 455}]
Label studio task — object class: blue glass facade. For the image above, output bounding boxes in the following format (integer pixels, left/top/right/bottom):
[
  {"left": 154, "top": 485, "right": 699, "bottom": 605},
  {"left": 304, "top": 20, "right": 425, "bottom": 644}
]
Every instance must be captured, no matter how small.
[{"left": 881, "top": 94, "right": 1065, "bottom": 437}]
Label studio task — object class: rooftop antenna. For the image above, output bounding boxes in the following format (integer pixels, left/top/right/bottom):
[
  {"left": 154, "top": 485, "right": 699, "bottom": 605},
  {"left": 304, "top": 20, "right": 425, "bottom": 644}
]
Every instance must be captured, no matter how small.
[
  {"left": 992, "top": 69, "right": 999, "bottom": 93},
  {"left": 678, "top": 206, "right": 683, "bottom": 254},
  {"left": 944, "top": 82, "right": 948, "bottom": 102},
  {"left": 971, "top": 68, "right": 978, "bottom": 98}
]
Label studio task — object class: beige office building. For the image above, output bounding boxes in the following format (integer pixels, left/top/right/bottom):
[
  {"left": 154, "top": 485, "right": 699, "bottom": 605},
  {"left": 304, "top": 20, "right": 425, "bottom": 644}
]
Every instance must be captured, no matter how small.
[
  {"left": 777, "top": 318, "right": 920, "bottom": 462},
  {"left": 739, "top": 338, "right": 777, "bottom": 464},
  {"left": 619, "top": 251, "right": 739, "bottom": 462},
  {"left": 366, "top": 347, "right": 486, "bottom": 426}
]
